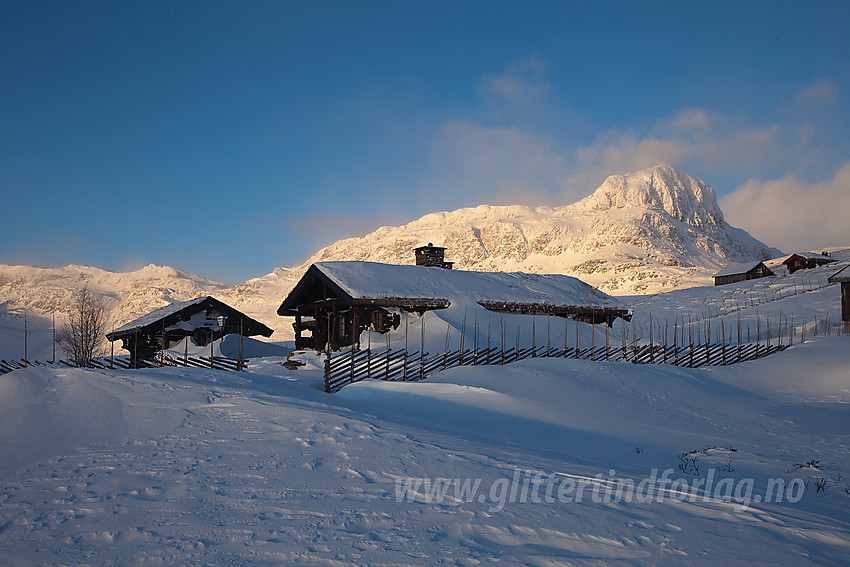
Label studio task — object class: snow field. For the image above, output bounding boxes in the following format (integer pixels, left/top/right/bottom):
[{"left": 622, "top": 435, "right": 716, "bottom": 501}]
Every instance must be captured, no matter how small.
[{"left": 0, "top": 332, "right": 849, "bottom": 565}]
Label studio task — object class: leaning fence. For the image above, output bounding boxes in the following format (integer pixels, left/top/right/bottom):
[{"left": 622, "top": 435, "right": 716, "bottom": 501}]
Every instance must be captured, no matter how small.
[
  {"left": 322, "top": 339, "right": 788, "bottom": 393},
  {"left": 0, "top": 354, "right": 249, "bottom": 375}
]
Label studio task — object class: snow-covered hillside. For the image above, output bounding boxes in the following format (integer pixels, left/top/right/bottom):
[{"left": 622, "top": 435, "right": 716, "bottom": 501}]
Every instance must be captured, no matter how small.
[{"left": 305, "top": 165, "right": 779, "bottom": 293}]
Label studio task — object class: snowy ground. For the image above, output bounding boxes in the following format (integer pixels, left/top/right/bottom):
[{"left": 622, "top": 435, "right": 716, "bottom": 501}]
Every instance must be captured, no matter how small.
[{"left": 0, "top": 331, "right": 849, "bottom": 565}]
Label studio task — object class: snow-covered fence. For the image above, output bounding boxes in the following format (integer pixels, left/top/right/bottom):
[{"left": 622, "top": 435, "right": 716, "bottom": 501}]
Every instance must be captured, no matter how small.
[{"left": 322, "top": 339, "right": 789, "bottom": 393}]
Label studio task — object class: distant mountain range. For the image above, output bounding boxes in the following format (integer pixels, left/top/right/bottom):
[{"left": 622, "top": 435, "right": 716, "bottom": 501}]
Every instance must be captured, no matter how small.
[{"left": 0, "top": 164, "right": 781, "bottom": 347}]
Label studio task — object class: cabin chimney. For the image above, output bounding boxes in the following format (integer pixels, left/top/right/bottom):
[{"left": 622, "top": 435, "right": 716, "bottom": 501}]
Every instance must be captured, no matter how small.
[{"left": 414, "top": 243, "right": 453, "bottom": 269}]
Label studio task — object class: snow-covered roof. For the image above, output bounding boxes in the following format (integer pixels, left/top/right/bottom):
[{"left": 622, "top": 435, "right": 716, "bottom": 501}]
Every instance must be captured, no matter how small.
[
  {"left": 109, "top": 296, "right": 274, "bottom": 339},
  {"left": 712, "top": 261, "right": 769, "bottom": 278},
  {"left": 113, "top": 297, "right": 209, "bottom": 334},
  {"left": 298, "top": 261, "right": 630, "bottom": 312},
  {"left": 785, "top": 252, "right": 833, "bottom": 261},
  {"left": 828, "top": 264, "right": 850, "bottom": 283}
]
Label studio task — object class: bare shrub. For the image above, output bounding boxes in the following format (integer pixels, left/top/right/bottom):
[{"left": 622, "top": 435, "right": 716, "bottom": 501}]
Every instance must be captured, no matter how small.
[{"left": 57, "top": 286, "right": 109, "bottom": 367}]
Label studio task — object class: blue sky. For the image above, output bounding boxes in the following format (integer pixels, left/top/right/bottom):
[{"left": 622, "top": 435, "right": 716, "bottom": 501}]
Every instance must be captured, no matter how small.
[{"left": 2, "top": 1, "right": 849, "bottom": 283}]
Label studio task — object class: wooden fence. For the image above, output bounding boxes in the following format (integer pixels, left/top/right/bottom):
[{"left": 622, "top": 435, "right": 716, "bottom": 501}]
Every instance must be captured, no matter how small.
[
  {"left": 322, "top": 340, "right": 788, "bottom": 393},
  {"left": 0, "top": 354, "right": 248, "bottom": 375}
]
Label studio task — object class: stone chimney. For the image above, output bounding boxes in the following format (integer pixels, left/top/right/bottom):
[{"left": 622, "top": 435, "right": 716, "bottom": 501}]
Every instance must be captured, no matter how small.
[{"left": 414, "top": 243, "right": 453, "bottom": 269}]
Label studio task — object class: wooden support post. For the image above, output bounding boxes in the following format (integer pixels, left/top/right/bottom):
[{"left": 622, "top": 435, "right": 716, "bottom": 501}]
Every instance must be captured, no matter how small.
[{"left": 295, "top": 313, "right": 302, "bottom": 349}]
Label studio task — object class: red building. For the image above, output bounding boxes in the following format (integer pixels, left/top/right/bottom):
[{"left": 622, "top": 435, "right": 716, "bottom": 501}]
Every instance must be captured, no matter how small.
[{"left": 782, "top": 252, "right": 835, "bottom": 274}]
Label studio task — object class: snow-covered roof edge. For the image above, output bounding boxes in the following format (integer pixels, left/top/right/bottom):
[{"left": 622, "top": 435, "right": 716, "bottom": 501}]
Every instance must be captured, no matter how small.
[
  {"left": 308, "top": 261, "right": 631, "bottom": 313},
  {"left": 112, "top": 296, "right": 210, "bottom": 334},
  {"left": 110, "top": 296, "right": 274, "bottom": 339},
  {"left": 828, "top": 264, "right": 850, "bottom": 282},
  {"left": 784, "top": 252, "right": 835, "bottom": 262}
]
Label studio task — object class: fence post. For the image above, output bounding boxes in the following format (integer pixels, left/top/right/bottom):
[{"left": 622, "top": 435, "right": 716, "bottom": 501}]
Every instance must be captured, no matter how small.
[
  {"left": 385, "top": 332, "right": 390, "bottom": 380},
  {"left": 501, "top": 317, "right": 505, "bottom": 365},
  {"left": 459, "top": 310, "right": 467, "bottom": 366},
  {"left": 532, "top": 317, "right": 536, "bottom": 358},
  {"left": 443, "top": 319, "right": 450, "bottom": 370},
  {"left": 648, "top": 313, "right": 653, "bottom": 364},
  {"left": 324, "top": 353, "right": 332, "bottom": 393},
  {"left": 591, "top": 315, "right": 595, "bottom": 361},
  {"left": 515, "top": 325, "right": 520, "bottom": 362},
  {"left": 473, "top": 312, "right": 479, "bottom": 364},
  {"left": 419, "top": 314, "right": 425, "bottom": 380},
  {"left": 403, "top": 316, "right": 409, "bottom": 380},
  {"left": 487, "top": 315, "right": 492, "bottom": 364}
]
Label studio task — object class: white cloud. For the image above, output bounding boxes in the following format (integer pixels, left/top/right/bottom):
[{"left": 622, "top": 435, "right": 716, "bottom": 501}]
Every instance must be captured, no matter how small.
[
  {"left": 720, "top": 163, "right": 850, "bottom": 251},
  {"left": 478, "top": 55, "right": 549, "bottom": 106},
  {"left": 793, "top": 79, "right": 839, "bottom": 107},
  {"left": 426, "top": 120, "right": 570, "bottom": 206},
  {"left": 573, "top": 108, "right": 787, "bottom": 176}
]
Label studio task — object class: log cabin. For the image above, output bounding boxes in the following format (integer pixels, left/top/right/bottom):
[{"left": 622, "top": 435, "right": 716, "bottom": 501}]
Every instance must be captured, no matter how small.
[
  {"left": 278, "top": 254, "right": 632, "bottom": 351},
  {"left": 106, "top": 296, "right": 273, "bottom": 366},
  {"left": 713, "top": 261, "right": 775, "bottom": 286},
  {"left": 782, "top": 252, "right": 835, "bottom": 274}
]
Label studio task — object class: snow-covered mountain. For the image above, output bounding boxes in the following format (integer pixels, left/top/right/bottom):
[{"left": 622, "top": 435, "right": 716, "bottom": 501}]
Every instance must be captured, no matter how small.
[
  {"left": 1, "top": 165, "right": 781, "bottom": 355},
  {"left": 306, "top": 164, "right": 779, "bottom": 293}
]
